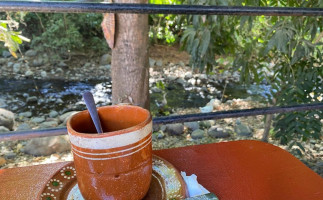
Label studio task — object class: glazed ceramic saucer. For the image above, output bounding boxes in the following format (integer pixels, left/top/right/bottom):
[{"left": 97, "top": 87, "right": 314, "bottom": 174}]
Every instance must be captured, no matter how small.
[{"left": 39, "top": 155, "right": 187, "bottom": 200}]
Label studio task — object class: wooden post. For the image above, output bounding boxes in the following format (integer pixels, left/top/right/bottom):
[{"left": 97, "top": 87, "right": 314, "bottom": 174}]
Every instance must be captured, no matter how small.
[{"left": 111, "top": 0, "right": 150, "bottom": 109}]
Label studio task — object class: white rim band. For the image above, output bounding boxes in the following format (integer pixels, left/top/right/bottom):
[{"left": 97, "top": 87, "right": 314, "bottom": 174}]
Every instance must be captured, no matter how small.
[
  {"left": 71, "top": 135, "right": 152, "bottom": 155},
  {"left": 72, "top": 139, "right": 152, "bottom": 160},
  {"left": 68, "top": 121, "right": 152, "bottom": 150}
]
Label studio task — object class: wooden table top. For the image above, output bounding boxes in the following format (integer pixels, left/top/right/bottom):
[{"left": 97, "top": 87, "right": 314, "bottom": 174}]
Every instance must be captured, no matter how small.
[{"left": 0, "top": 140, "right": 322, "bottom": 200}]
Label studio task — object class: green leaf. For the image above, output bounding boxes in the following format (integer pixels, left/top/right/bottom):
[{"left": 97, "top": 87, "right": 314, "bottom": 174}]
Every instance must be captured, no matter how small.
[
  {"left": 291, "top": 44, "right": 305, "bottom": 65},
  {"left": 11, "top": 35, "right": 22, "bottom": 44},
  {"left": 191, "top": 38, "right": 200, "bottom": 55},
  {"left": 199, "top": 29, "right": 210, "bottom": 57}
]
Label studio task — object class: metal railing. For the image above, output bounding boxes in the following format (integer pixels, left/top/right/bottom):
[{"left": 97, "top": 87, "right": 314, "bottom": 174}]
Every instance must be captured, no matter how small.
[
  {"left": 0, "top": 1, "right": 322, "bottom": 141},
  {"left": 0, "top": 1, "right": 323, "bottom": 15},
  {"left": 1, "top": 103, "right": 322, "bottom": 141}
]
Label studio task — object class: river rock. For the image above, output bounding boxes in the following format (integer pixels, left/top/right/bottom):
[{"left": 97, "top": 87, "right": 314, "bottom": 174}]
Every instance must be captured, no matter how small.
[
  {"left": 199, "top": 105, "right": 213, "bottom": 113},
  {"left": 0, "top": 58, "right": 6, "bottom": 64},
  {"left": 199, "top": 120, "right": 215, "bottom": 129},
  {"left": 212, "top": 99, "right": 222, "bottom": 109},
  {"left": 153, "top": 124, "right": 160, "bottom": 132},
  {"left": 0, "top": 126, "right": 9, "bottom": 133},
  {"left": 191, "top": 129, "right": 205, "bottom": 139},
  {"left": 39, "top": 121, "right": 58, "bottom": 128},
  {"left": 167, "top": 76, "right": 177, "bottom": 81},
  {"left": 19, "top": 111, "right": 32, "bottom": 118},
  {"left": 156, "top": 60, "right": 163, "bottom": 67},
  {"left": 151, "top": 87, "right": 163, "bottom": 93},
  {"left": 100, "top": 54, "right": 111, "bottom": 65},
  {"left": 208, "top": 126, "right": 230, "bottom": 138},
  {"left": 58, "top": 61, "right": 67, "bottom": 68},
  {"left": 40, "top": 71, "right": 47, "bottom": 78},
  {"left": 7, "top": 61, "right": 13, "bottom": 67},
  {"left": 2, "top": 50, "right": 11, "bottom": 58},
  {"left": 176, "top": 78, "right": 187, "bottom": 87},
  {"left": 184, "top": 122, "right": 199, "bottom": 131},
  {"left": 21, "top": 136, "right": 71, "bottom": 156},
  {"left": 26, "top": 96, "right": 38, "bottom": 103},
  {"left": 17, "top": 123, "right": 31, "bottom": 131},
  {"left": 160, "top": 125, "right": 167, "bottom": 132},
  {"left": 188, "top": 78, "right": 196, "bottom": 86},
  {"left": 59, "top": 111, "right": 79, "bottom": 124},
  {"left": 157, "top": 131, "right": 165, "bottom": 139},
  {"left": 31, "top": 116, "right": 45, "bottom": 123},
  {"left": 234, "top": 119, "right": 252, "bottom": 137},
  {"left": 49, "top": 110, "right": 59, "bottom": 118},
  {"left": 83, "top": 62, "right": 91, "bottom": 68},
  {"left": 25, "top": 70, "right": 34, "bottom": 77},
  {"left": 25, "top": 49, "right": 37, "bottom": 57},
  {"left": 149, "top": 58, "right": 156, "bottom": 67},
  {"left": 184, "top": 72, "right": 193, "bottom": 79},
  {"left": 0, "top": 108, "right": 15, "bottom": 130},
  {"left": 4, "top": 152, "right": 16, "bottom": 159},
  {"left": 13, "top": 63, "right": 21, "bottom": 73},
  {"left": 32, "top": 57, "right": 43, "bottom": 66},
  {"left": 166, "top": 123, "right": 184, "bottom": 135},
  {"left": 178, "top": 61, "right": 185, "bottom": 67},
  {"left": 153, "top": 131, "right": 165, "bottom": 141},
  {"left": 105, "top": 64, "right": 111, "bottom": 70}
]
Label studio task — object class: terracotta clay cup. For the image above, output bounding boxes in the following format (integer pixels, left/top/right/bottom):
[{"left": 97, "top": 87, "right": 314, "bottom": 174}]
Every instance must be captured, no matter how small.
[{"left": 67, "top": 105, "right": 152, "bottom": 200}]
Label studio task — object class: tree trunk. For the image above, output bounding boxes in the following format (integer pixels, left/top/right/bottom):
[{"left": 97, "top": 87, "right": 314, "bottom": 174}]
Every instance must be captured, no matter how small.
[
  {"left": 262, "top": 99, "right": 276, "bottom": 142},
  {"left": 262, "top": 114, "right": 273, "bottom": 142},
  {"left": 111, "top": 0, "right": 150, "bottom": 109}
]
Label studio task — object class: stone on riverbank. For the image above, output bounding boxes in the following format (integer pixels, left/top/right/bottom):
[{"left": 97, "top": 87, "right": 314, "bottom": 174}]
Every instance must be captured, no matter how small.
[
  {"left": 32, "top": 57, "right": 44, "bottom": 66},
  {"left": 25, "top": 49, "right": 37, "bottom": 57},
  {"left": 208, "top": 126, "right": 231, "bottom": 138},
  {"left": 2, "top": 50, "right": 11, "bottom": 58},
  {"left": 4, "top": 152, "right": 17, "bottom": 159},
  {"left": 21, "top": 136, "right": 71, "bottom": 156},
  {"left": 199, "top": 120, "right": 215, "bottom": 129},
  {"left": 39, "top": 121, "right": 59, "bottom": 129},
  {"left": 191, "top": 129, "right": 205, "bottom": 139},
  {"left": 19, "top": 111, "right": 32, "bottom": 118},
  {"left": 31, "top": 117, "right": 45, "bottom": 124},
  {"left": 0, "top": 126, "right": 9, "bottom": 133},
  {"left": 234, "top": 119, "right": 252, "bottom": 137},
  {"left": 184, "top": 122, "right": 199, "bottom": 131},
  {"left": 49, "top": 111, "right": 59, "bottom": 118},
  {"left": 0, "top": 108, "right": 15, "bottom": 130},
  {"left": 0, "top": 58, "right": 6, "bottom": 64},
  {"left": 17, "top": 123, "right": 31, "bottom": 131},
  {"left": 166, "top": 123, "right": 184, "bottom": 135},
  {"left": 100, "top": 54, "right": 111, "bottom": 65},
  {"left": 59, "top": 111, "right": 79, "bottom": 125},
  {"left": 25, "top": 70, "right": 34, "bottom": 77},
  {"left": 26, "top": 96, "right": 38, "bottom": 103},
  {"left": 13, "top": 63, "right": 21, "bottom": 73}
]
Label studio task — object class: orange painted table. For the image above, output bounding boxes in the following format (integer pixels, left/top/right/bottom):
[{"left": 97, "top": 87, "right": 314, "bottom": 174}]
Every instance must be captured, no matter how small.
[{"left": 0, "top": 140, "right": 322, "bottom": 200}]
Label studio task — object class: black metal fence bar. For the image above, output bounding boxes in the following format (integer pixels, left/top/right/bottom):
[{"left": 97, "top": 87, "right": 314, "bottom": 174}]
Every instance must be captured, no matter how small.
[
  {"left": 1, "top": 103, "right": 322, "bottom": 141},
  {"left": 0, "top": 1, "right": 323, "bottom": 16}
]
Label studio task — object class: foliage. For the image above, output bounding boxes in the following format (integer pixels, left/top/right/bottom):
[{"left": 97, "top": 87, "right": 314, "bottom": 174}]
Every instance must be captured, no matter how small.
[
  {"left": 0, "top": 13, "right": 29, "bottom": 57},
  {"left": 180, "top": 0, "right": 323, "bottom": 150},
  {"left": 21, "top": 13, "right": 107, "bottom": 60},
  {"left": 149, "top": 0, "right": 186, "bottom": 44},
  {"left": 181, "top": 0, "right": 237, "bottom": 73},
  {"left": 273, "top": 60, "right": 323, "bottom": 148}
]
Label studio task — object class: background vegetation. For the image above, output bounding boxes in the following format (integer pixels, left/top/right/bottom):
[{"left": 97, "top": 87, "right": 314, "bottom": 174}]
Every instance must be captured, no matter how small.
[{"left": 1, "top": 0, "right": 323, "bottom": 153}]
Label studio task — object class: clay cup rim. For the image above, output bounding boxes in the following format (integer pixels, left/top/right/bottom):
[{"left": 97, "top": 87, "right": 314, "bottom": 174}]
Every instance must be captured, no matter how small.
[{"left": 67, "top": 105, "right": 151, "bottom": 138}]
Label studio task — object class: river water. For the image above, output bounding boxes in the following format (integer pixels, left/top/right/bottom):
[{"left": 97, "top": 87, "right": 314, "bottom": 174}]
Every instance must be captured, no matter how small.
[{"left": 0, "top": 78, "right": 271, "bottom": 117}]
